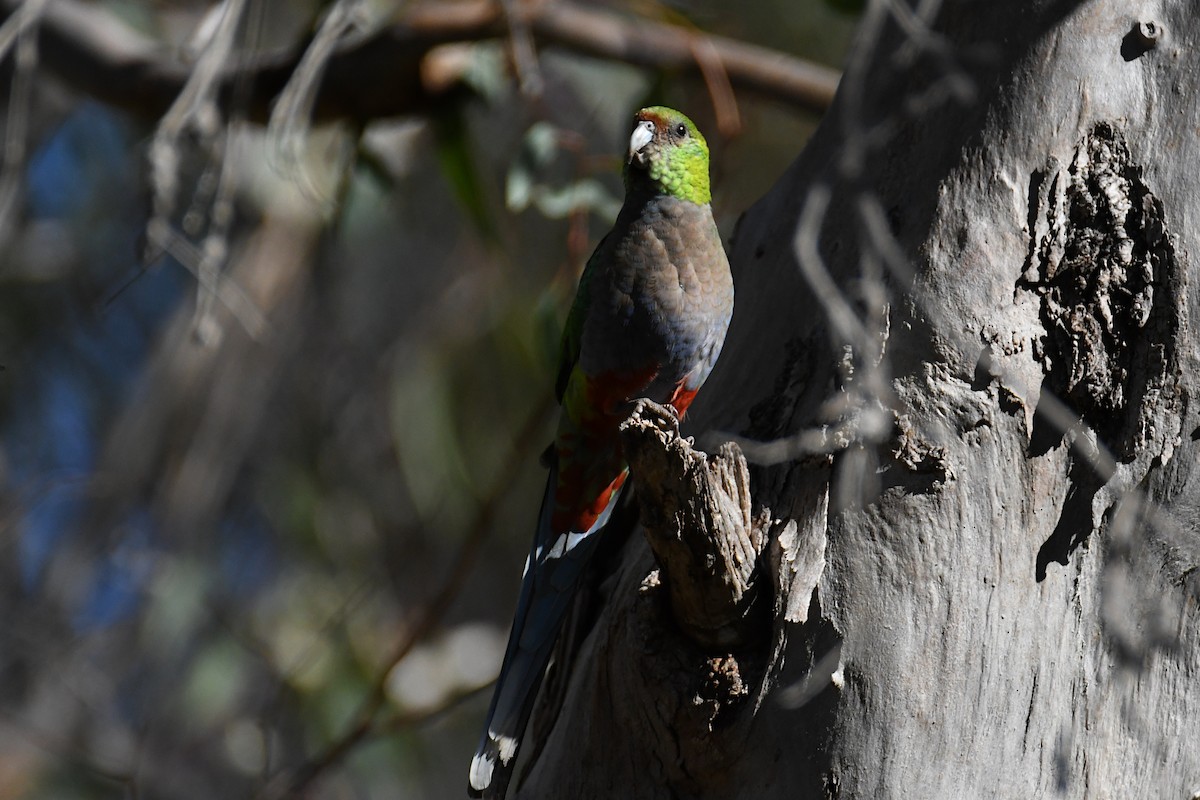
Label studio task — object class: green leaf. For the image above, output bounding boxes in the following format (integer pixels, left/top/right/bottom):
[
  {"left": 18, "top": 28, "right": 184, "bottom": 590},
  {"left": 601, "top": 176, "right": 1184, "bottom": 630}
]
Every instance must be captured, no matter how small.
[
  {"left": 432, "top": 109, "right": 498, "bottom": 243},
  {"left": 457, "top": 42, "right": 510, "bottom": 102},
  {"left": 506, "top": 122, "right": 622, "bottom": 220},
  {"left": 506, "top": 161, "right": 534, "bottom": 212},
  {"left": 525, "top": 121, "right": 560, "bottom": 165},
  {"left": 533, "top": 179, "right": 620, "bottom": 221}
]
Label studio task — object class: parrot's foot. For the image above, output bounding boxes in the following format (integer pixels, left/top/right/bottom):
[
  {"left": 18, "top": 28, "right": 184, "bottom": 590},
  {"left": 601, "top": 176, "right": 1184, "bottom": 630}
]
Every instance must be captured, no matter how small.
[{"left": 630, "top": 397, "right": 680, "bottom": 433}]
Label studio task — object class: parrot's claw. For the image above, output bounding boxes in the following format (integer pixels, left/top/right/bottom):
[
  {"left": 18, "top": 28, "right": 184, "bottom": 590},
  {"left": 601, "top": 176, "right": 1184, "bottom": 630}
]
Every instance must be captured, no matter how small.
[{"left": 631, "top": 398, "right": 681, "bottom": 434}]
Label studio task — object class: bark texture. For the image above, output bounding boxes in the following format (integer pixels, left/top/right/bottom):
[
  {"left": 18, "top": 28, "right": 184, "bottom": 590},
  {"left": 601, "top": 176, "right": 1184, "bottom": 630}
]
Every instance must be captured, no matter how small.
[
  {"left": 518, "top": 1, "right": 1200, "bottom": 797},
  {"left": 619, "top": 399, "right": 766, "bottom": 650}
]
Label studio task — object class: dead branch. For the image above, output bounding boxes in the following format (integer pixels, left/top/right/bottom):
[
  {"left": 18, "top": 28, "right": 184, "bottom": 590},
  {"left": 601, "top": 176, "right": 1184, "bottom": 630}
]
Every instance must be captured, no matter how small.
[
  {"left": 0, "top": 0, "right": 840, "bottom": 124},
  {"left": 619, "top": 399, "right": 768, "bottom": 650}
]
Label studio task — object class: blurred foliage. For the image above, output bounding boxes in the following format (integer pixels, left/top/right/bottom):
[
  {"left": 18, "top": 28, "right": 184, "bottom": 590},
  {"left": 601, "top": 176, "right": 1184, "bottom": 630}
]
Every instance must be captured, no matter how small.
[{"left": 0, "top": 1, "right": 854, "bottom": 798}]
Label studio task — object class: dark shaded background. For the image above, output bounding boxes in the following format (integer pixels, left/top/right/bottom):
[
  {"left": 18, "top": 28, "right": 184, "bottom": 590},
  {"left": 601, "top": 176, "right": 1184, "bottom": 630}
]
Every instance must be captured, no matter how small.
[{"left": 0, "top": 1, "right": 853, "bottom": 797}]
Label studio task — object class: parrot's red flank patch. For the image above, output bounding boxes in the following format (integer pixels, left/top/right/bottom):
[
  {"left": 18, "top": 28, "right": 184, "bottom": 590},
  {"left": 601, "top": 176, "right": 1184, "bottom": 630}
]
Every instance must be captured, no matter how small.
[
  {"left": 553, "top": 365, "right": 655, "bottom": 533},
  {"left": 551, "top": 369, "right": 700, "bottom": 534},
  {"left": 550, "top": 466, "right": 627, "bottom": 534},
  {"left": 667, "top": 383, "right": 699, "bottom": 418}
]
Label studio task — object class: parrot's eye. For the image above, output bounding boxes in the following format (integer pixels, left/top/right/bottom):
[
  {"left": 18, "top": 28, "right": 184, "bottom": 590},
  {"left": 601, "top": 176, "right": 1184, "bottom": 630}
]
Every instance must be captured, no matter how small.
[{"left": 675, "top": 123, "right": 688, "bottom": 137}]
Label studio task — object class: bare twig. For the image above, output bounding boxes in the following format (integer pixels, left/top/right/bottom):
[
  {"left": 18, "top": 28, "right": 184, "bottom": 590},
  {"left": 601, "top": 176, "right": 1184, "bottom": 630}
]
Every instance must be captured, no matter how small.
[
  {"left": 500, "top": 0, "right": 543, "bottom": 98},
  {"left": 144, "top": 0, "right": 254, "bottom": 340},
  {"left": 145, "top": 219, "right": 269, "bottom": 338},
  {"left": 267, "top": 0, "right": 370, "bottom": 200},
  {"left": 531, "top": 3, "right": 839, "bottom": 113},
  {"left": 0, "top": 0, "right": 43, "bottom": 57},
  {"left": 793, "top": 183, "right": 873, "bottom": 352},
  {"left": 0, "top": 0, "right": 45, "bottom": 243},
  {"left": 0, "top": 0, "right": 840, "bottom": 124},
  {"left": 375, "top": 681, "right": 492, "bottom": 734},
  {"left": 690, "top": 33, "right": 741, "bottom": 138},
  {"left": 147, "top": 0, "right": 247, "bottom": 238}
]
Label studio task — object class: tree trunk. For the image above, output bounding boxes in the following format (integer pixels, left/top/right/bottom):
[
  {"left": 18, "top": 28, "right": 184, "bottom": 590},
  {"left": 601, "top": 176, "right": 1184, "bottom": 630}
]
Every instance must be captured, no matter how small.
[{"left": 518, "top": 0, "right": 1200, "bottom": 797}]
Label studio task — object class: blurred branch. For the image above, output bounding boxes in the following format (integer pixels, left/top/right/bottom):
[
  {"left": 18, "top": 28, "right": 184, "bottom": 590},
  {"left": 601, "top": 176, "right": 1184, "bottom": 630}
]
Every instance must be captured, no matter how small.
[
  {"left": 0, "top": 707, "right": 139, "bottom": 795},
  {"left": 145, "top": 0, "right": 248, "bottom": 338},
  {"left": 0, "top": 0, "right": 840, "bottom": 124},
  {"left": 690, "top": 34, "right": 741, "bottom": 138},
  {"left": 376, "top": 681, "right": 492, "bottom": 734},
  {"left": 267, "top": 0, "right": 369, "bottom": 179},
  {"left": 264, "top": 396, "right": 554, "bottom": 799},
  {"left": 0, "top": 0, "right": 43, "bottom": 243}
]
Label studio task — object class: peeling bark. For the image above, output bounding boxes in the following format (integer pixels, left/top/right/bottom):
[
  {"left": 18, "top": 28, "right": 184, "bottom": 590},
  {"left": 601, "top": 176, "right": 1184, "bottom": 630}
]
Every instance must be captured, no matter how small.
[{"left": 619, "top": 399, "right": 766, "bottom": 650}]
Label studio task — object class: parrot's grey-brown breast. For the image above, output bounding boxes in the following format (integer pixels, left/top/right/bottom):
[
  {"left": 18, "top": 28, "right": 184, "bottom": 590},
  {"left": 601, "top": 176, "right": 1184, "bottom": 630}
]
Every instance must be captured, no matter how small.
[{"left": 578, "top": 194, "right": 733, "bottom": 397}]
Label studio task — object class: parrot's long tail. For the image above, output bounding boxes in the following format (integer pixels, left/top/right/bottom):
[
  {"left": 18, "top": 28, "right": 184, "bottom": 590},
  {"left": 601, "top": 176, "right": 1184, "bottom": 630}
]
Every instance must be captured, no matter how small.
[{"left": 468, "top": 460, "right": 624, "bottom": 799}]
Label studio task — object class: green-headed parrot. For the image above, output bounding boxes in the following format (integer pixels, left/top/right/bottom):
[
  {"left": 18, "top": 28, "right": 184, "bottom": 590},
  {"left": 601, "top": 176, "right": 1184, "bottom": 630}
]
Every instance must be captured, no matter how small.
[{"left": 469, "top": 106, "right": 734, "bottom": 799}]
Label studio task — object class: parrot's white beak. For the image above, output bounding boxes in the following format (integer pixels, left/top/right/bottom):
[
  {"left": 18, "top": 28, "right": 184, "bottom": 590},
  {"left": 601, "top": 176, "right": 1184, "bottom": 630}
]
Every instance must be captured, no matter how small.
[{"left": 628, "top": 119, "right": 655, "bottom": 163}]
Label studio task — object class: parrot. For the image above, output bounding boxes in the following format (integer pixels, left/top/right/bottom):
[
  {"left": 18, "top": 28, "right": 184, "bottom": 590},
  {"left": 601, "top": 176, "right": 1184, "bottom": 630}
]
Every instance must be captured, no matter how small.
[{"left": 468, "top": 106, "right": 733, "bottom": 799}]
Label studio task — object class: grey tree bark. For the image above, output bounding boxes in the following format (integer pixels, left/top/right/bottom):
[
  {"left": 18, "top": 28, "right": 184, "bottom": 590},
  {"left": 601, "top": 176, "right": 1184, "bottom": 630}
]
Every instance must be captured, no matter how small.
[{"left": 517, "top": 1, "right": 1200, "bottom": 797}]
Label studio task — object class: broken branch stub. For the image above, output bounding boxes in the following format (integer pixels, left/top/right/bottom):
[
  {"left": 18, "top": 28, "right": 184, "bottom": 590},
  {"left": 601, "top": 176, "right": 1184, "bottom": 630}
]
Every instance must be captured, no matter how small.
[{"left": 619, "top": 399, "right": 766, "bottom": 650}]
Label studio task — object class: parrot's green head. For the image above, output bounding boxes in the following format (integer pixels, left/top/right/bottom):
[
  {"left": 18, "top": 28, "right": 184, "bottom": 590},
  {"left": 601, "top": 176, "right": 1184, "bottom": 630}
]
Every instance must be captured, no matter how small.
[{"left": 624, "top": 106, "right": 711, "bottom": 205}]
